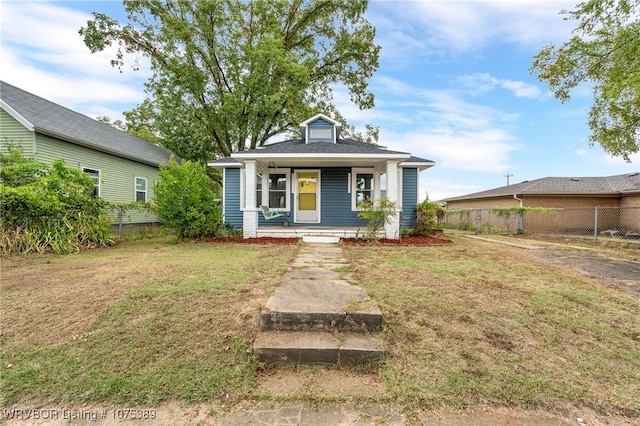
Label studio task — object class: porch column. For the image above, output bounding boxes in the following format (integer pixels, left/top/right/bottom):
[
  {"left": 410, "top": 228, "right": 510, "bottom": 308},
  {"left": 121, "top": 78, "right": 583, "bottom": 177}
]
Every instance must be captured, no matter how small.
[
  {"left": 243, "top": 160, "right": 258, "bottom": 238},
  {"left": 385, "top": 161, "right": 400, "bottom": 239}
]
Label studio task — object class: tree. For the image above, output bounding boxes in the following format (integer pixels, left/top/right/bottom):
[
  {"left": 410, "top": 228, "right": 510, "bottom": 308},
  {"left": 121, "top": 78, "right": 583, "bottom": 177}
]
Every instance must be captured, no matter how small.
[
  {"left": 530, "top": 0, "right": 640, "bottom": 161},
  {"left": 80, "top": 0, "right": 380, "bottom": 161},
  {"left": 153, "top": 156, "right": 221, "bottom": 239},
  {"left": 97, "top": 99, "right": 162, "bottom": 145}
]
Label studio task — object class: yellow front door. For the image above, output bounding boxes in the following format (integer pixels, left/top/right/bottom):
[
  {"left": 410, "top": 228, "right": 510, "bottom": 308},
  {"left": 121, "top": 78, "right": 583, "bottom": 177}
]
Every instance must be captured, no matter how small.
[{"left": 296, "top": 172, "right": 319, "bottom": 222}]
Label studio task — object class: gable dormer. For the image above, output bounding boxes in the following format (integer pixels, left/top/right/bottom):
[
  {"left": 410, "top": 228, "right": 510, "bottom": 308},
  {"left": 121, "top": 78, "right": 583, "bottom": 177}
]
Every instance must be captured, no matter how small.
[{"left": 300, "top": 113, "right": 342, "bottom": 144}]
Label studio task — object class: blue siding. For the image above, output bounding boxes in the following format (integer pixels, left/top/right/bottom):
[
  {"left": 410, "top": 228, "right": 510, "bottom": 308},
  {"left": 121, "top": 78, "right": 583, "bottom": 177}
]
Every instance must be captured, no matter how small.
[
  {"left": 401, "top": 168, "right": 418, "bottom": 229},
  {"left": 226, "top": 166, "right": 423, "bottom": 230},
  {"left": 319, "top": 168, "right": 365, "bottom": 226},
  {"left": 224, "top": 168, "right": 243, "bottom": 228},
  {"left": 306, "top": 118, "right": 335, "bottom": 143}
]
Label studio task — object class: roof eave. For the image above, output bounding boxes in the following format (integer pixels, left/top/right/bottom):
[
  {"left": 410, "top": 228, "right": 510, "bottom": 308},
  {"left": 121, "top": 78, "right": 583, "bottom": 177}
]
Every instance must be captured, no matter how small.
[
  {"left": 1, "top": 100, "right": 34, "bottom": 131},
  {"left": 401, "top": 161, "right": 436, "bottom": 171},
  {"left": 231, "top": 152, "right": 410, "bottom": 160}
]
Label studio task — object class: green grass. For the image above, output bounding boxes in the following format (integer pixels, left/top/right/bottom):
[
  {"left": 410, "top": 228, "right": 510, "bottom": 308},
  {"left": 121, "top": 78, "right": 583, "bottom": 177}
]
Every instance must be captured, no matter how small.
[
  {"left": 1, "top": 235, "right": 639, "bottom": 418},
  {"left": 342, "top": 237, "right": 640, "bottom": 415},
  {"left": 1, "top": 239, "right": 299, "bottom": 405}
]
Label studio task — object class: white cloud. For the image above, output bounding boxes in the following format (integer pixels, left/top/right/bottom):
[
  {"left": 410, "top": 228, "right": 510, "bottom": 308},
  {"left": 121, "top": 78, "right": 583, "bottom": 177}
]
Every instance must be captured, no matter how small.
[
  {"left": 0, "top": 2, "right": 149, "bottom": 119},
  {"left": 391, "top": 129, "right": 517, "bottom": 173},
  {"left": 419, "top": 177, "right": 484, "bottom": 202},
  {"left": 369, "top": 1, "right": 576, "bottom": 65},
  {"left": 457, "top": 73, "right": 542, "bottom": 99}
]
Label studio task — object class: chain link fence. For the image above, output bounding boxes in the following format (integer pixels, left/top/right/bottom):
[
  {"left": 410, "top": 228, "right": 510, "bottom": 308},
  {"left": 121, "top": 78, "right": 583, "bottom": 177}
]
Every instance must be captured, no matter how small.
[
  {"left": 443, "top": 206, "right": 640, "bottom": 242},
  {"left": 107, "top": 205, "right": 159, "bottom": 237}
]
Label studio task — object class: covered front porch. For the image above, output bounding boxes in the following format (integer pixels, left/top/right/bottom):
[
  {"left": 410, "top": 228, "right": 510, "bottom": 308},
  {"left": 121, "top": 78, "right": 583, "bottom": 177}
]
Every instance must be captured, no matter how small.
[{"left": 256, "top": 225, "right": 371, "bottom": 239}]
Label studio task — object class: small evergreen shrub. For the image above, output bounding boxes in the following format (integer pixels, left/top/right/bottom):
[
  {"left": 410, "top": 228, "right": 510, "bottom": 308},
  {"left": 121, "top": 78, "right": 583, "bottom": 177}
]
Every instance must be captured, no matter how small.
[
  {"left": 153, "top": 157, "right": 222, "bottom": 239},
  {"left": 414, "top": 200, "right": 446, "bottom": 235}
]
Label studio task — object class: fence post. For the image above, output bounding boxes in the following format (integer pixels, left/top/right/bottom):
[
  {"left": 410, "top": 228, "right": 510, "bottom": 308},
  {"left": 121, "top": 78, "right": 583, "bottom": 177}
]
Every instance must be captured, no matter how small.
[
  {"left": 118, "top": 205, "right": 124, "bottom": 238},
  {"left": 593, "top": 206, "right": 598, "bottom": 242},
  {"left": 517, "top": 210, "right": 524, "bottom": 234},
  {"left": 475, "top": 209, "right": 482, "bottom": 234}
]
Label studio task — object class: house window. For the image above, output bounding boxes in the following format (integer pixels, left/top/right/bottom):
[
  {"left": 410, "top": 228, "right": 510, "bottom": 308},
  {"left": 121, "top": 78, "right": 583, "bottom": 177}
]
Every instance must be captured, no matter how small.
[
  {"left": 135, "top": 177, "right": 147, "bottom": 202},
  {"left": 256, "top": 174, "right": 263, "bottom": 207},
  {"left": 351, "top": 169, "right": 374, "bottom": 210},
  {"left": 268, "top": 172, "right": 287, "bottom": 209},
  {"left": 82, "top": 167, "right": 100, "bottom": 197}
]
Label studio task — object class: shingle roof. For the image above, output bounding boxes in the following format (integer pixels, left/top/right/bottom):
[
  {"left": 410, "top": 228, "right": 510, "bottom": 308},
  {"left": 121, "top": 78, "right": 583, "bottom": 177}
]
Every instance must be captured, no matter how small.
[
  {"left": 1, "top": 81, "right": 174, "bottom": 167},
  {"left": 210, "top": 138, "right": 434, "bottom": 164},
  {"left": 243, "top": 138, "right": 411, "bottom": 155},
  {"left": 443, "top": 173, "right": 640, "bottom": 201}
]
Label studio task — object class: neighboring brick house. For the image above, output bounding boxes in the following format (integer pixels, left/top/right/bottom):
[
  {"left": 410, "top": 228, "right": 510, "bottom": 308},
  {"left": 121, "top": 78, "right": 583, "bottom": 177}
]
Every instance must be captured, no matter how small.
[
  {"left": 0, "top": 81, "right": 175, "bottom": 223},
  {"left": 442, "top": 174, "right": 640, "bottom": 235}
]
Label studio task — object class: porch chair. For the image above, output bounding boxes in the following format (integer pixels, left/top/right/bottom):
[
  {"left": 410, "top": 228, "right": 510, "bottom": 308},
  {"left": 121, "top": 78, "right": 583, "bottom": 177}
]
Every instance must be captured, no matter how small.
[{"left": 259, "top": 205, "right": 285, "bottom": 220}]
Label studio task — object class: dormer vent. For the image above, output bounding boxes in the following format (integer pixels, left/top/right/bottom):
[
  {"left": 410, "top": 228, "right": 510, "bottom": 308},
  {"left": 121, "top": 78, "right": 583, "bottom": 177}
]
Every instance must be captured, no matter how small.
[{"left": 299, "top": 113, "right": 342, "bottom": 144}]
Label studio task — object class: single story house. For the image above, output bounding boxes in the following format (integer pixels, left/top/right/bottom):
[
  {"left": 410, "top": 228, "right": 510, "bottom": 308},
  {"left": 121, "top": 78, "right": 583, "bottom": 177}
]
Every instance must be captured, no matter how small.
[
  {"left": 442, "top": 174, "right": 640, "bottom": 235},
  {"left": 209, "top": 114, "right": 435, "bottom": 238},
  {"left": 0, "top": 81, "right": 175, "bottom": 224}
]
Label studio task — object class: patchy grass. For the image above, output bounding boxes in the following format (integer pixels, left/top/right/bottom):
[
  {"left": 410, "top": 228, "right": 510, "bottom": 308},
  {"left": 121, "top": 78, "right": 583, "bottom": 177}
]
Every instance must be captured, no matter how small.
[
  {"left": 0, "top": 238, "right": 299, "bottom": 405},
  {"left": 342, "top": 235, "right": 640, "bottom": 416},
  {"left": 1, "top": 235, "right": 639, "bottom": 419}
]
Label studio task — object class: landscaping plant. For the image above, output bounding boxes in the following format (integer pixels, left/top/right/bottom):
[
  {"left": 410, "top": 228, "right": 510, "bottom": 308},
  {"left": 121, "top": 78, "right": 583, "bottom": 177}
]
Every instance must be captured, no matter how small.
[
  {"left": 357, "top": 198, "right": 397, "bottom": 242},
  {"left": 153, "top": 156, "right": 222, "bottom": 239},
  {"left": 0, "top": 148, "right": 113, "bottom": 255},
  {"left": 414, "top": 199, "right": 446, "bottom": 235}
]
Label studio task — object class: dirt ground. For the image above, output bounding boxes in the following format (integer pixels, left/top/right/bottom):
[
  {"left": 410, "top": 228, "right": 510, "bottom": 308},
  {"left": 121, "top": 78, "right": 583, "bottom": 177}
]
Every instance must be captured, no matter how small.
[{"left": 2, "top": 235, "right": 638, "bottom": 425}]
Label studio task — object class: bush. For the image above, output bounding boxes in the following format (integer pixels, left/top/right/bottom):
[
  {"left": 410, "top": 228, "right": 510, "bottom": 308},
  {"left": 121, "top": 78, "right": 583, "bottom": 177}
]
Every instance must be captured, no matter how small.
[
  {"left": 357, "top": 198, "right": 397, "bottom": 242},
  {"left": 0, "top": 149, "right": 113, "bottom": 255},
  {"left": 153, "top": 157, "right": 221, "bottom": 239},
  {"left": 414, "top": 200, "right": 445, "bottom": 235}
]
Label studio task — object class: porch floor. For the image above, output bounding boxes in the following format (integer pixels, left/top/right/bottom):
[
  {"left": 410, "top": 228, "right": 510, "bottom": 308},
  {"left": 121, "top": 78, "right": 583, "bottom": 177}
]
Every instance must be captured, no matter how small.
[{"left": 257, "top": 226, "right": 364, "bottom": 238}]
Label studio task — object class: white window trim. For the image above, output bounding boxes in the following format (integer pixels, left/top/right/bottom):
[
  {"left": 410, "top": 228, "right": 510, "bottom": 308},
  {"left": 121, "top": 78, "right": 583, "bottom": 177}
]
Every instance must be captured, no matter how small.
[
  {"left": 263, "top": 168, "right": 291, "bottom": 211},
  {"left": 240, "top": 167, "right": 291, "bottom": 211},
  {"left": 82, "top": 167, "right": 101, "bottom": 197},
  {"left": 397, "top": 168, "right": 404, "bottom": 211},
  {"left": 351, "top": 168, "right": 375, "bottom": 211},
  {"left": 135, "top": 176, "right": 148, "bottom": 202}
]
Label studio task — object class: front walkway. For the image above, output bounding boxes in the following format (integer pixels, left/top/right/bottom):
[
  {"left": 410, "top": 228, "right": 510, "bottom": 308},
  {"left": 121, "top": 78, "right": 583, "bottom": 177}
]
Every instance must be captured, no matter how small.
[{"left": 253, "top": 241, "right": 384, "bottom": 364}]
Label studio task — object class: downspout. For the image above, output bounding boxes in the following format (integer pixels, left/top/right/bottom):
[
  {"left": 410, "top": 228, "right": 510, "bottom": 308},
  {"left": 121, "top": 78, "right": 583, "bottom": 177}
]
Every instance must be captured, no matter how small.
[
  {"left": 513, "top": 194, "right": 524, "bottom": 234},
  {"left": 513, "top": 194, "right": 523, "bottom": 207}
]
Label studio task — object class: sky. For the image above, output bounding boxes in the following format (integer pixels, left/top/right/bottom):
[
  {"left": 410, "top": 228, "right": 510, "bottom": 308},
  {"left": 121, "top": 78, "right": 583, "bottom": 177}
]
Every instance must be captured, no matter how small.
[{"left": 2, "top": 0, "right": 639, "bottom": 201}]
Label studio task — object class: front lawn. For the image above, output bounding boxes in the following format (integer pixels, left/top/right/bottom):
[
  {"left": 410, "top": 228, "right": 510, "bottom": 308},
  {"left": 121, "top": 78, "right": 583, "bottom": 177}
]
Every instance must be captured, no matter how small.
[{"left": 1, "top": 235, "right": 638, "bottom": 418}]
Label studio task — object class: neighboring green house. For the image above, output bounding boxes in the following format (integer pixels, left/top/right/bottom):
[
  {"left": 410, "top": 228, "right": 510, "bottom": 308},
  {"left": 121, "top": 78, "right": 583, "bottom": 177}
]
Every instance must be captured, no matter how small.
[{"left": 0, "top": 81, "right": 175, "bottom": 224}]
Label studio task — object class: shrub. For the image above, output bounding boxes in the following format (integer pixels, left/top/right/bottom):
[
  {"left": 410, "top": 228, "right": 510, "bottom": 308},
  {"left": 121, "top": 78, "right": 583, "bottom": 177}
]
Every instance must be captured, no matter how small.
[
  {"left": 0, "top": 149, "right": 113, "bottom": 255},
  {"left": 357, "top": 198, "right": 397, "bottom": 242},
  {"left": 153, "top": 157, "right": 221, "bottom": 239},
  {"left": 414, "top": 200, "right": 446, "bottom": 235}
]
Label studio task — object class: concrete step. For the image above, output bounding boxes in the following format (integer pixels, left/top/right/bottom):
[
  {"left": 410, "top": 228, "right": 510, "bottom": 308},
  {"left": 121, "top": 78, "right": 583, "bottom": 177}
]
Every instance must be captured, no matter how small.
[
  {"left": 253, "top": 331, "right": 384, "bottom": 365},
  {"left": 260, "top": 279, "right": 383, "bottom": 332}
]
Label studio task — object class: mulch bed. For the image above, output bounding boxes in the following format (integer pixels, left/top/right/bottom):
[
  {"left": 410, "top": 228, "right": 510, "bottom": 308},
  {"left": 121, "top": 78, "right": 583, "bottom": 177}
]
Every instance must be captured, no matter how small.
[
  {"left": 207, "top": 235, "right": 452, "bottom": 245},
  {"left": 341, "top": 235, "right": 453, "bottom": 245}
]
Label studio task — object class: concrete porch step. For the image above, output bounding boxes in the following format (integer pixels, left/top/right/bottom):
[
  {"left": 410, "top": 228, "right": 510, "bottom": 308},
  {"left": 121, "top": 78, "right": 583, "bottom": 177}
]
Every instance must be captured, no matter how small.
[
  {"left": 253, "top": 331, "right": 385, "bottom": 365},
  {"left": 260, "top": 278, "right": 383, "bottom": 332},
  {"left": 260, "top": 308, "right": 383, "bottom": 332}
]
